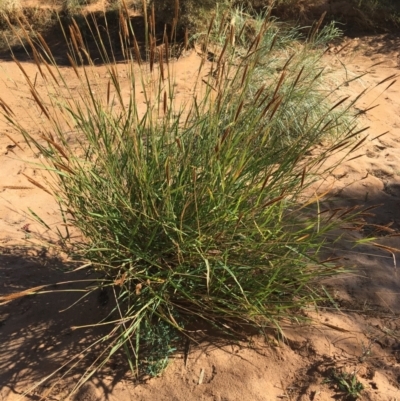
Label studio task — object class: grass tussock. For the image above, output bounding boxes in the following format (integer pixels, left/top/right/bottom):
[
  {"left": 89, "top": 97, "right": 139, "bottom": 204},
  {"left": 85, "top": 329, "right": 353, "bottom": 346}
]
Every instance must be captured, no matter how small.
[{"left": 0, "top": 3, "right": 381, "bottom": 396}]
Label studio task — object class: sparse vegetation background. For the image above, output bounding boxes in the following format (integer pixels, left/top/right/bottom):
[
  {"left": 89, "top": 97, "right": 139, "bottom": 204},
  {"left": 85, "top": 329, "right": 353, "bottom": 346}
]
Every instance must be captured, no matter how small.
[{"left": 151, "top": 0, "right": 400, "bottom": 32}]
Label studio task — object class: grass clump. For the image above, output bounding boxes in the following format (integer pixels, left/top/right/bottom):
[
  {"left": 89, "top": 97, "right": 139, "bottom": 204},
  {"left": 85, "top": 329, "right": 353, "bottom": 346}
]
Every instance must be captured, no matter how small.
[
  {"left": 328, "top": 370, "right": 365, "bottom": 400},
  {"left": 1, "top": 4, "right": 372, "bottom": 394}
]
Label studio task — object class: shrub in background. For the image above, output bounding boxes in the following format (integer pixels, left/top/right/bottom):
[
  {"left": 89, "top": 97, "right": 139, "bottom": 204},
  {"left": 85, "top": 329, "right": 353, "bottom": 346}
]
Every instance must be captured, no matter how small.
[
  {"left": 152, "top": 0, "right": 400, "bottom": 32},
  {"left": 0, "top": 0, "right": 20, "bottom": 13},
  {"left": 150, "top": 0, "right": 223, "bottom": 32},
  {"left": 0, "top": 0, "right": 21, "bottom": 22}
]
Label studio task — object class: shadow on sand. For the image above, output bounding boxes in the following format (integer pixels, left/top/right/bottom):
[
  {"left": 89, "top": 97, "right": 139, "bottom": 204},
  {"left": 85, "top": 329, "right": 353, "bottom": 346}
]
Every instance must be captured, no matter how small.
[
  {"left": 0, "top": 247, "right": 129, "bottom": 400},
  {"left": 0, "top": 9, "right": 179, "bottom": 67}
]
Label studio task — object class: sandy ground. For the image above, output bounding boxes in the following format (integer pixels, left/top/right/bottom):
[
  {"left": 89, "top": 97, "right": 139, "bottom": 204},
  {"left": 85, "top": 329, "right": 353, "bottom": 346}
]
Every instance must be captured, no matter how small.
[{"left": 1, "top": 30, "right": 400, "bottom": 400}]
